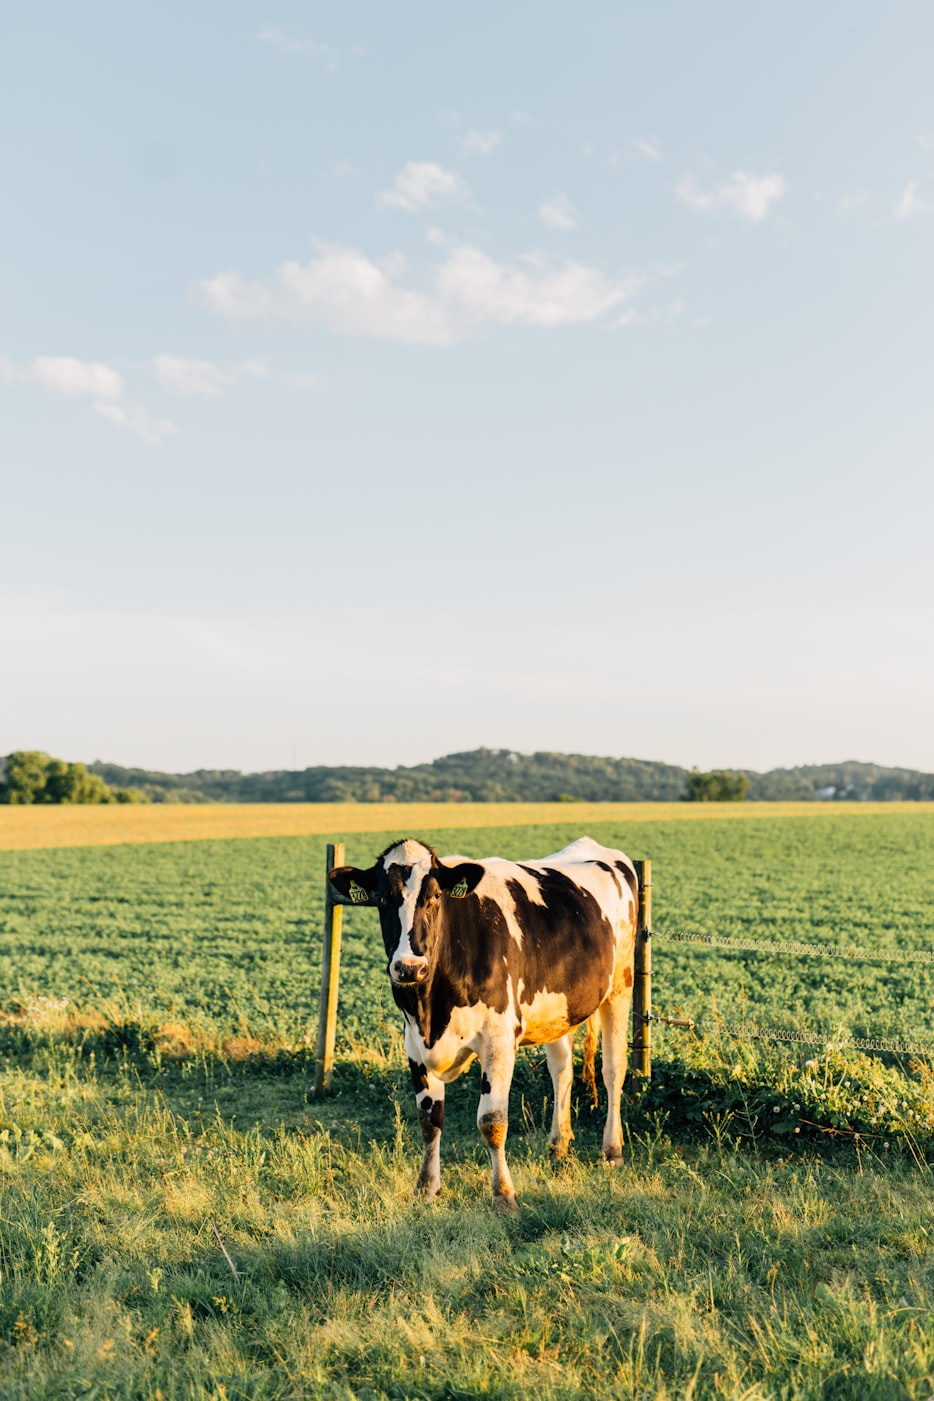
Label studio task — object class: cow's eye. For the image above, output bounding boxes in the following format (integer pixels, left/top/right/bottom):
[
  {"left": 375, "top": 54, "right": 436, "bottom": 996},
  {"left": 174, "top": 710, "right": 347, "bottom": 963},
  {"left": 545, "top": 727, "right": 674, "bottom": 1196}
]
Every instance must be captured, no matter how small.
[{"left": 428, "top": 890, "right": 442, "bottom": 905}]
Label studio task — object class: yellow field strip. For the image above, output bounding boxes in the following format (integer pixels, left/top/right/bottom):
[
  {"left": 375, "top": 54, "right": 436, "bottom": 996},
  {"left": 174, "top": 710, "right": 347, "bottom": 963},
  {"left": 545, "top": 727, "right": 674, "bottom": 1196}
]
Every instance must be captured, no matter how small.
[{"left": 1, "top": 800, "right": 932, "bottom": 852}]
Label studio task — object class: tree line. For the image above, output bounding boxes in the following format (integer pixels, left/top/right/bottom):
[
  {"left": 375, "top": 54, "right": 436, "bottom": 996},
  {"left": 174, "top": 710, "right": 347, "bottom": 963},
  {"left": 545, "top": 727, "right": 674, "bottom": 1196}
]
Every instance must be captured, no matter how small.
[
  {"left": 0, "top": 751, "right": 148, "bottom": 805},
  {"left": 5, "top": 747, "right": 933, "bottom": 806},
  {"left": 84, "top": 749, "right": 934, "bottom": 804}
]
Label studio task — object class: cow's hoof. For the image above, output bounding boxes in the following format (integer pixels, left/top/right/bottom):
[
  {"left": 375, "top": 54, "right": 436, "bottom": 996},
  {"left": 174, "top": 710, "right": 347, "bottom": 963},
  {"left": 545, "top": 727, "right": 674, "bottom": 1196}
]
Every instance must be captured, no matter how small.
[
  {"left": 603, "top": 1151, "right": 624, "bottom": 1168},
  {"left": 549, "top": 1140, "right": 570, "bottom": 1161},
  {"left": 415, "top": 1181, "right": 441, "bottom": 1202},
  {"left": 491, "top": 1192, "right": 519, "bottom": 1213}
]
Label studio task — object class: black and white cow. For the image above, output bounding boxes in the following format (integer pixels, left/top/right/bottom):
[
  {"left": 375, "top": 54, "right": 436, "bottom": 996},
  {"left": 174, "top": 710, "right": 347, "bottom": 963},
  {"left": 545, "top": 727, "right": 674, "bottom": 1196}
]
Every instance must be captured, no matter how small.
[{"left": 329, "top": 835, "right": 638, "bottom": 1208}]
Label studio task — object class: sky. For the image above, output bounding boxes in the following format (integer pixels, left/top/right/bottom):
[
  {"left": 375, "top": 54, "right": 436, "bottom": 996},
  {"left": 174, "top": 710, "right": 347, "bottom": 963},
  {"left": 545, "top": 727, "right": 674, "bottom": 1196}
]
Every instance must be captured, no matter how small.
[{"left": 2, "top": 3, "right": 933, "bottom": 775}]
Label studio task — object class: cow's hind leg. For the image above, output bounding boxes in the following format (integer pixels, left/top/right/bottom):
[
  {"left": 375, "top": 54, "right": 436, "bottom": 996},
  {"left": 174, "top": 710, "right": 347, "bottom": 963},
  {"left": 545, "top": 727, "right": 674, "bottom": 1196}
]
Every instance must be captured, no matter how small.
[
  {"left": 598, "top": 993, "right": 631, "bottom": 1166},
  {"left": 408, "top": 1055, "right": 445, "bottom": 1200},
  {"left": 545, "top": 1034, "right": 574, "bottom": 1159},
  {"left": 477, "top": 1035, "right": 518, "bottom": 1209}
]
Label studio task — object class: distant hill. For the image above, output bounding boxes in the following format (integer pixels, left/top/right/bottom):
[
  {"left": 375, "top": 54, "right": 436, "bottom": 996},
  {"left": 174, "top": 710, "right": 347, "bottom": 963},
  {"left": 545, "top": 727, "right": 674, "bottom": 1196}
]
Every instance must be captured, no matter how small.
[{"left": 87, "top": 749, "right": 934, "bottom": 804}]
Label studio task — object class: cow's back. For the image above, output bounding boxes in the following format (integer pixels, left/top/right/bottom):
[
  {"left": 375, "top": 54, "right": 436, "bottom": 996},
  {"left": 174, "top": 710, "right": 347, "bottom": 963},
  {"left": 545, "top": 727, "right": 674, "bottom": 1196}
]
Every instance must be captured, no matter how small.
[{"left": 443, "top": 837, "right": 637, "bottom": 1041}]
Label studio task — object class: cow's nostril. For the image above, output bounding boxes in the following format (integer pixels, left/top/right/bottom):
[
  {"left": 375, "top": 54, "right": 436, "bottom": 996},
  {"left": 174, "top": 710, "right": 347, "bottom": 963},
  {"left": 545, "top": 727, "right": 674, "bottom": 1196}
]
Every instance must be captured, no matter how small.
[{"left": 393, "top": 958, "right": 427, "bottom": 984}]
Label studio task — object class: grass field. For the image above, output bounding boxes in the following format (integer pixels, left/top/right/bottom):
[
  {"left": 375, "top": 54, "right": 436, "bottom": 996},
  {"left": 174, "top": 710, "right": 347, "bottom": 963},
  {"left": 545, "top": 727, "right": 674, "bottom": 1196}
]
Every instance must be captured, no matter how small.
[
  {"left": 3, "top": 811, "right": 934, "bottom": 1052},
  {"left": 1, "top": 810, "right": 932, "bottom": 1398}
]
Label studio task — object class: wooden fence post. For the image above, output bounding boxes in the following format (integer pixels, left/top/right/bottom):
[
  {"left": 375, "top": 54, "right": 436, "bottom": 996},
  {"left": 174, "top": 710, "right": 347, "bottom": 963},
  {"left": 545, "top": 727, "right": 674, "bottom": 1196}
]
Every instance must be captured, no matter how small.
[
  {"left": 314, "top": 841, "right": 345, "bottom": 1096},
  {"left": 631, "top": 859, "right": 652, "bottom": 1080}
]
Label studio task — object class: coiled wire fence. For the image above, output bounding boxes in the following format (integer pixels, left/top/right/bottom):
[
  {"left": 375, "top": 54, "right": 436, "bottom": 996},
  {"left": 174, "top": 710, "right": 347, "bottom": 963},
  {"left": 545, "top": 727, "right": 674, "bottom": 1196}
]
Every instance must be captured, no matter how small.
[{"left": 647, "top": 925, "right": 934, "bottom": 1059}]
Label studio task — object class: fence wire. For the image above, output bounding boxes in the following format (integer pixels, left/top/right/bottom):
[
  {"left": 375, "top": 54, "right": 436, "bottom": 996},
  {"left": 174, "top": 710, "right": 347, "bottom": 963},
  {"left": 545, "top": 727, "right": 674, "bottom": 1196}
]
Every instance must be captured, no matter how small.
[
  {"left": 646, "top": 925, "right": 934, "bottom": 1059},
  {"left": 653, "top": 1015, "right": 933, "bottom": 1059},
  {"left": 651, "top": 928, "right": 934, "bottom": 965}
]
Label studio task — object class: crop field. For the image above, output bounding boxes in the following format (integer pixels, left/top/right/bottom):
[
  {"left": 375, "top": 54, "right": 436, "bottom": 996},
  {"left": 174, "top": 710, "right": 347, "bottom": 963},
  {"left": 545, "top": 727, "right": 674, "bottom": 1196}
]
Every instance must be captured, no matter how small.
[
  {"left": 2, "top": 798, "right": 931, "bottom": 853},
  {"left": 3, "top": 810, "right": 934, "bottom": 1052},
  {"left": 1, "top": 810, "right": 933, "bottom": 1398}
]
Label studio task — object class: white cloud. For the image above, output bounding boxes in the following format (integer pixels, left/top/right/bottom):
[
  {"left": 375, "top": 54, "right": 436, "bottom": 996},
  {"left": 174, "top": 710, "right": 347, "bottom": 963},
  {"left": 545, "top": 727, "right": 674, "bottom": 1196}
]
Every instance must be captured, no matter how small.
[
  {"left": 153, "top": 354, "right": 297, "bottom": 397},
  {"left": 194, "top": 273, "right": 271, "bottom": 318},
  {"left": 31, "top": 356, "right": 125, "bottom": 401},
  {"left": 461, "top": 128, "right": 503, "bottom": 156},
  {"left": 440, "top": 247, "right": 644, "bottom": 328},
  {"left": 91, "top": 400, "right": 177, "bottom": 446},
  {"left": 894, "top": 180, "right": 932, "bottom": 220},
  {"left": 258, "top": 26, "right": 336, "bottom": 65},
  {"left": 538, "top": 192, "right": 579, "bottom": 231},
  {"left": 377, "top": 161, "right": 467, "bottom": 212},
  {"left": 720, "top": 172, "right": 786, "bottom": 222},
  {"left": 284, "top": 371, "right": 327, "bottom": 391},
  {"left": 839, "top": 190, "right": 870, "bottom": 212},
  {"left": 241, "top": 358, "right": 271, "bottom": 379},
  {"left": 200, "top": 246, "right": 452, "bottom": 344},
  {"left": 0, "top": 354, "right": 174, "bottom": 443},
  {"left": 630, "top": 137, "right": 663, "bottom": 162},
  {"left": 153, "top": 355, "right": 232, "bottom": 398},
  {"left": 677, "top": 171, "right": 786, "bottom": 223},
  {"left": 198, "top": 239, "right": 653, "bottom": 344}
]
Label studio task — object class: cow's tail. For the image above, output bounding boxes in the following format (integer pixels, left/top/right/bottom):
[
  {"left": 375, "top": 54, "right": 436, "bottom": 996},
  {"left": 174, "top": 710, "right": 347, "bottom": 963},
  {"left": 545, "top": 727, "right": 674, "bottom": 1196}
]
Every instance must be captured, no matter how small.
[{"left": 582, "top": 1016, "right": 599, "bottom": 1107}]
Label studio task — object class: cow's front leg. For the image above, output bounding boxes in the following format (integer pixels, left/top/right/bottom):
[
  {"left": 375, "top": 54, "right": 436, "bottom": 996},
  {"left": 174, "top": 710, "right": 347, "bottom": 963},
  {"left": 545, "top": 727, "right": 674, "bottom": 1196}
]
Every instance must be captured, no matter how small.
[
  {"left": 408, "top": 1055, "right": 445, "bottom": 1200},
  {"left": 477, "top": 1033, "right": 518, "bottom": 1209},
  {"left": 544, "top": 1034, "right": 574, "bottom": 1159}
]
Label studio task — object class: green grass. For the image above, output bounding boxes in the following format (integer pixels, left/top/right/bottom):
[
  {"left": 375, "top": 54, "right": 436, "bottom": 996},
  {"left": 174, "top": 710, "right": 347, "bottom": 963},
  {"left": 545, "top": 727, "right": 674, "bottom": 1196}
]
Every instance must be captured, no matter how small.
[
  {"left": 3, "top": 814, "right": 934, "bottom": 1049},
  {"left": 0, "top": 1044, "right": 932, "bottom": 1399},
  {"left": 1, "top": 813, "right": 933, "bottom": 1397}
]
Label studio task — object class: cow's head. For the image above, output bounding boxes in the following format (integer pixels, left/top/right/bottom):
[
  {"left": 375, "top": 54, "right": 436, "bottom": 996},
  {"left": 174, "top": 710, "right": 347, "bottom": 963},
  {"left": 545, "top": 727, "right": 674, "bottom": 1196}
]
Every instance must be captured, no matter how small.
[{"left": 329, "top": 838, "right": 483, "bottom": 988}]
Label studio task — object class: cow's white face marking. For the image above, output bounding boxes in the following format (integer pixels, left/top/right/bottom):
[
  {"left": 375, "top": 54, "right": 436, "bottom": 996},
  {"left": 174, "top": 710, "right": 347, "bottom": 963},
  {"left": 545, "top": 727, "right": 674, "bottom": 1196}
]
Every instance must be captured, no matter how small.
[
  {"left": 383, "top": 839, "right": 434, "bottom": 868},
  {"left": 382, "top": 840, "right": 434, "bottom": 977}
]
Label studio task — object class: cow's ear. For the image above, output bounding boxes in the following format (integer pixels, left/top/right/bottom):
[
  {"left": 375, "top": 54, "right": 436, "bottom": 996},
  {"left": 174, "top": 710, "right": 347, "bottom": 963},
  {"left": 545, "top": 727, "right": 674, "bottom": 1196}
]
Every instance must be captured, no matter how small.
[
  {"left": 329, "top": 864, "right": 381, "bottom": 906},
  {"left": 437, "top": 861, "right": 484, "bottom": 899}
]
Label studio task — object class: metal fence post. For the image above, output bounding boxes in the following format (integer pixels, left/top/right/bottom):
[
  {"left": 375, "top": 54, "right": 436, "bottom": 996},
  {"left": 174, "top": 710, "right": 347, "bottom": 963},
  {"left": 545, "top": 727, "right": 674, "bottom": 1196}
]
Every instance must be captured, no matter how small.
[
  {"left": 314, "top": 841, "right": 344, "bottom": 1096},
  {"left": 632, "top": 859, "right": 652, "bottom": 1080}
]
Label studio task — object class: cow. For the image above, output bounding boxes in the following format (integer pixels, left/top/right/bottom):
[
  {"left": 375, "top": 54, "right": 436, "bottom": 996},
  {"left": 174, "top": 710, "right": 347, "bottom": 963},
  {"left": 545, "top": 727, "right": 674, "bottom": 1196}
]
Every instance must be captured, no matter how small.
[{"left": 328, "top": 835, "right": 638, "bottom": 1209}]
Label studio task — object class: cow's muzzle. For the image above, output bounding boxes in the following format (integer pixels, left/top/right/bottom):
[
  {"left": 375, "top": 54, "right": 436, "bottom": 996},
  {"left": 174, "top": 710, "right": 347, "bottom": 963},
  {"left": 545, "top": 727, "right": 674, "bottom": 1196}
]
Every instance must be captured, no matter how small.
[{"left": 391, "top": 957, "right": 429, "bottom": 986}]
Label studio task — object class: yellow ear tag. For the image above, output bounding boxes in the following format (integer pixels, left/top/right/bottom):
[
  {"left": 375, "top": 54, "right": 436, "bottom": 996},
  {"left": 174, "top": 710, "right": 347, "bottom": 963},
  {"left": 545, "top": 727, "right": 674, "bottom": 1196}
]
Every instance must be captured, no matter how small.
[
  {"left": 449, "top": 877, "right": 469, "bottom": 899},
  {"left": 348, "top": 879, "right": 371, "bottom": 905}
]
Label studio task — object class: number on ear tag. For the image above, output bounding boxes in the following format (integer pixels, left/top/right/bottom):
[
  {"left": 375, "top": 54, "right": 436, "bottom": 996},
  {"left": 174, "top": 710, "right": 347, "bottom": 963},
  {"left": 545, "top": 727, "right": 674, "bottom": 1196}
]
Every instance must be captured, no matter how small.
[
  {"left": 349, "top": 879, "right": 371, "bottom": 905},
  {"left": 449, "top": 877, "right": 469, "bottom": 899}
]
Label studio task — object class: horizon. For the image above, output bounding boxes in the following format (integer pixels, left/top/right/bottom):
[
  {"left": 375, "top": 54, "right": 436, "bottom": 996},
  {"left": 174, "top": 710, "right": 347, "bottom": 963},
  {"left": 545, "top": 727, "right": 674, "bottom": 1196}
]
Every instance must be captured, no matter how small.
[
  {"left": 3, "top": 4, "right": 932, "bottom": 773},
  {"left": 77, "top": 748, "right": 934, "bottom": 780}
]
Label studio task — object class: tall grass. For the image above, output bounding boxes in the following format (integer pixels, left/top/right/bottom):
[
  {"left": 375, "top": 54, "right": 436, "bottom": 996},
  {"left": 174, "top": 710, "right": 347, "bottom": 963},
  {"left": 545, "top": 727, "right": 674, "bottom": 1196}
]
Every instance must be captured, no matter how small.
[{"left": 0, "top": 1018, "right": 932, "bottom": 1400}]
